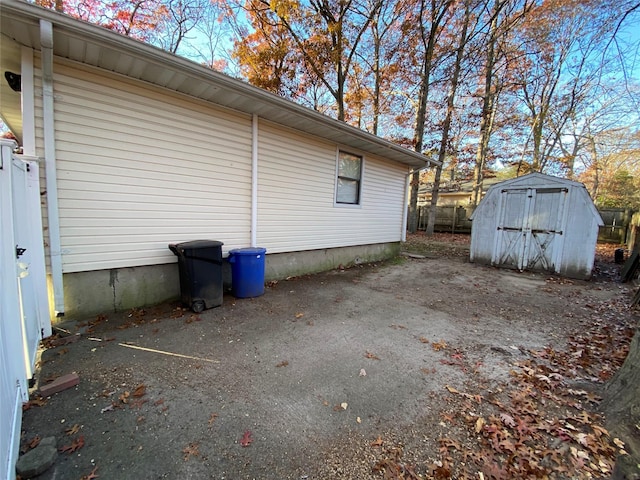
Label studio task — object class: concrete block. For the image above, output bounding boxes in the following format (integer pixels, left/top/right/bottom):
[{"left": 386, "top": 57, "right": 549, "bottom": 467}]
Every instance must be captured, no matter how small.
[
  {"left": 15, "top": 436, "right": 57, "bottom": 478},
  {"left": 39, "top": 373, "right": 79, "bottom": 397}
]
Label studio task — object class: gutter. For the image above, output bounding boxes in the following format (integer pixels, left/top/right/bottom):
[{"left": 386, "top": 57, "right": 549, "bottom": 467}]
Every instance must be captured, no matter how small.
[{"left": 40, "top": 19, "right": 65, "bottom": 316}]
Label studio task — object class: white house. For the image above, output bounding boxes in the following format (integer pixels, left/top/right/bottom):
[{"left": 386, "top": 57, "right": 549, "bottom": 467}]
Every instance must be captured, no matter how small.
[
  {"left": 0, "top": 0, "right": 438, "bottom": 322},
  {"left": 469, "top": 172, "right": 603, "bottom": 279}
]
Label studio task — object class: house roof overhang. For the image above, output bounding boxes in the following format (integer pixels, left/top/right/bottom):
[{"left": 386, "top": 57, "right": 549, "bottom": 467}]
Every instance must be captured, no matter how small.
[{"left": 0, "top": 0, "right": 436, "bottom": 170}]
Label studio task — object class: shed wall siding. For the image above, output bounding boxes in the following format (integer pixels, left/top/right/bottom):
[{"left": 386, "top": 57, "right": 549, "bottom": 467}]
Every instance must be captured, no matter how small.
[
  {"left": 559, "top": 189, "right": 599, "bottom": 277},
  {"left": 48, "top": 61, "right": 253, "bottom": 273},
  {"left": 257, "top": 121, "right": 407, "bottom": 252},
  {"left": 470, "top": 174, "right": 601, "bottom": 279}
]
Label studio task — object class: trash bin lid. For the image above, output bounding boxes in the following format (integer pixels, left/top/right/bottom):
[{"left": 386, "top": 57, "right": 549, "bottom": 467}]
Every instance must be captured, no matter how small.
[
  {"left": 229, "top": 247, "right": 267, "bottom": 256},
  {"left": 169, "top": 240, "right": 223, "bottom": 256},
  {"left": 179, "top": 240, "right": 223, "bottom": 249}
]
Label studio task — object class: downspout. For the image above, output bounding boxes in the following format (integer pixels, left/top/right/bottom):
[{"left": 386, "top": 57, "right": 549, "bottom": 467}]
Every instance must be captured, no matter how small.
[
  {"left": 251, "top": 114, "right": 258, "bottom": 247},
  {"left": 40, "top": 19, "right": 65, "bottom": 316},
  {"left": 402, "top": 165, "right": 430, "bottom": 241},
  {"left": 21, "top": 47, "right": 36, "bottom": 156}
]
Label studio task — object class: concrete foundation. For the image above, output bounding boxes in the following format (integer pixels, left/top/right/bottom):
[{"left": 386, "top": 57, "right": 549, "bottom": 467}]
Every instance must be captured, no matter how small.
[
  {"left": 53, "top": 242, "right": 400, "bottom": 321},
  {"left": 60, "top": 264, "right": 180, "bottom": 321},
  {"left": 264, "top": 242, "right": 400, "bottom": 280}
]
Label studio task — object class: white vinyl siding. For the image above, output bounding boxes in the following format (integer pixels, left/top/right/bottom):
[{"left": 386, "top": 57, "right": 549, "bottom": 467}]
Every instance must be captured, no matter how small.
[
  {"left": 41, "top": 61, "right": 253, "bottom": 273},
  {"left": 257, "top": 121, "right": 407, "bottom": 252}
]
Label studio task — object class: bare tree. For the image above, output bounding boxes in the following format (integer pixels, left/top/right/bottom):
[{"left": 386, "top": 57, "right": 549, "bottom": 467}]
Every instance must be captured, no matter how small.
[
  {"left": 407, "top": 0, "right": 454, "bottom": 234},
  {"left": 425, "top": 0, "right": 473, "bottom": 234}
]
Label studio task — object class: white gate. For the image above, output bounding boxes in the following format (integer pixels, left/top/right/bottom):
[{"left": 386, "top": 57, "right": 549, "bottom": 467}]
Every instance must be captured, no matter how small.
[
  {"left": 492, "top": 187, "right": 568, "bottom": 273},
  {"left": 0, "top": 139, "right": 50, "bottom": 480}
]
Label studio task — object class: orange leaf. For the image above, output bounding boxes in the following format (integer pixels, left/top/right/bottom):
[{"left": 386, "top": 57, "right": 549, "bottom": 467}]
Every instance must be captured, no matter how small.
[
  {"left": 240, "top": 430, "right": 253, "bottom": 447},
  {"left": 182, "top": 442, "right": 199, "bottom": 460},
  {"left": 81, "top": 466, "right": 99, "bottom": 480},
  {"left": 59, "top": 435, "right": 85, "bottom": 454},
  {"left": 365, "top": 351, "right": 380, "bottom": 360},
  {"left": 132, "top": 384, "right": 146, "bottom": 397},
  {"left": 370, "top": 436, "right": 383, "bottom": 447},
  {"left": 65, "top": 424, "right": 81, "bottom": 436}
]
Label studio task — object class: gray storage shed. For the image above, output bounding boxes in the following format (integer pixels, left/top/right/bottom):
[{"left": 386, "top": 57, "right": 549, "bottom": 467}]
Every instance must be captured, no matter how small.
[{"left": 469, "top": 173, "right": 603, "bottom": 279}]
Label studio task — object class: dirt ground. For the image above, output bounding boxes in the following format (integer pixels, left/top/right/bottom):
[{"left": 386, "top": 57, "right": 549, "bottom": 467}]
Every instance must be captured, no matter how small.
[{"left": 19, "top": 233, "right": 639, "bottom": 479}]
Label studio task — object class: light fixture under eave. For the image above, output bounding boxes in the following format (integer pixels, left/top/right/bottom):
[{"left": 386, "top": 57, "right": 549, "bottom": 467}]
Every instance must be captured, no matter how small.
[{"left": 4, "top": 71, "right": 21, "bottom": 92}]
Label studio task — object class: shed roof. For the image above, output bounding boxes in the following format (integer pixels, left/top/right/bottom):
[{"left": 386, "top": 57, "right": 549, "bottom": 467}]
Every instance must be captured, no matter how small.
[
  {"left": 471, "top": 172, "right": 603, "bottom": 224},
  {"left": 485, "top": 172, "right": 587, "bottom": 191},
  {"left": 0, "top": 0, "right": 436, "bottom": 169}
]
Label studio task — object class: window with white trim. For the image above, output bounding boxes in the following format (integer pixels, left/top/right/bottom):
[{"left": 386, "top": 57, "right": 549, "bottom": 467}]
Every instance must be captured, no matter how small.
[{"left": 336, "top": 151, "right": 362, "bottom": 205}]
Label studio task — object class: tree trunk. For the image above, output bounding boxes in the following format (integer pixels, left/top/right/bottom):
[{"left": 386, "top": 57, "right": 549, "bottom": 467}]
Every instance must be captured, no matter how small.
[
  {"left": 602, "top": 329, "right": 640, "bottom": 480},
  {"left": 426, "top": 0, "right": 470, "bottom": 235},
  {"left": 471, "top": 0, "right": 499, "bottom": 207},
  {"left": 407, "top": 0, "right": 451, "bottom": 234}
]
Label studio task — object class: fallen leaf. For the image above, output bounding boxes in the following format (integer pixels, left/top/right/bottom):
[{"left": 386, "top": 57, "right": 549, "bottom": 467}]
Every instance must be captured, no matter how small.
[
  {"left": 65, "top": 424, "right": 81, "bottom": 436},
  {"left": 132, "top": 384, "right": 146, "bottom": 397},
  {"left": 499, "top": 413, "right": 516, "bottom": 428},
  {"left": 356, "top": 417, "right": 362, "bottom": 423},
  {"left": 240, "top": 430, "right": 253, "bottom": 447},
  {"left": 182, "top": 442, "right": 199, "bottom": 460},
  {"left": 22, "top": 397, "right": 47, "bottom": 411},
  {"left": 130, "top": 398, "right": 148, "bottom": 409},
  {"left": 365, "top": 351, "right": 380, "bottom": 360},
  {"left": 359, "top": 368, "right": 367, "bottom": 376},
  {"left": 341, "top": 402, "right": 348, "bottom": 410},
  {"left": 389, "top": 324, "right": 407, "bottom": 329},
  {"left": 475, "top": 417, "right": 486, "bottom": 433},
  {"left": 419, "top": 336, "right": 429, "bottom": 343},
  {"left": 432, "top": 340, "right": 448, "bottom": 351},
  {"left": 445, "top": 385, "right": 459, "bottom": 394},
  {"left": 441, "top": 412, "right": 455, "bottom": 423},
  {"left": 276, "top": 360, "right": 289, "bottom": 367},
  {"left": 295, "top": 312, "right": 304, "bottom": 318},
  {"left": 208, "top": 413, "right": 218, "bottom": 426},
  {"left": 59, "top": 435, "right": 85, "bottom": 454},
  {"left": 80, "top": 466, "right": 99, "bottom": 480},
  {"left": 21, "top": 436, "right": 41, "bottom": 453},
  {"left": 371, "top": 436, "right": 383, "bottom": 447}
]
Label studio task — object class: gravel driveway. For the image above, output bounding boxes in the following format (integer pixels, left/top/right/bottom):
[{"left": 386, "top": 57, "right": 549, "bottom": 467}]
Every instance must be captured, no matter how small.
[{"left": 19, "top": 235, "right": 638, "bottom": 479}]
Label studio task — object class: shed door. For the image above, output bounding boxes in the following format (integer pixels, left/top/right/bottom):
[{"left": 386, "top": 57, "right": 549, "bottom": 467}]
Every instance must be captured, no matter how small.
[{"left": 492, "top": 187, "right": 567, "bottom": 272}]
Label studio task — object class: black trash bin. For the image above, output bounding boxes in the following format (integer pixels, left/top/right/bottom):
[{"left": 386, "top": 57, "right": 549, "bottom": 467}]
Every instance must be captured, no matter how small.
[{"left": 169, "top": 240, "right": 224, "bottom": 313}]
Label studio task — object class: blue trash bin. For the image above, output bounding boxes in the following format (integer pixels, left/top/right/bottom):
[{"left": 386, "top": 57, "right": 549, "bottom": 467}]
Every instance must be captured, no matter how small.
[{"left": 228, "top": 247, "right": 267, "bottom": 298}]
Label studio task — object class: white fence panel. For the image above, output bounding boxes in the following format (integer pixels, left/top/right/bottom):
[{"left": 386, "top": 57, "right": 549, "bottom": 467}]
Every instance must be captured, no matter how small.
[{"left": 0, "top": 139, "right": 49, "bottom": 480}]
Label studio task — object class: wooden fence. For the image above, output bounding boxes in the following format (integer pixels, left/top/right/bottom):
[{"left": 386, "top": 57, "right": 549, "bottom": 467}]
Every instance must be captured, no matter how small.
[
  {"left": 416, "top": 205, "right": 636, "bottom": 246},
  {"left": 416, "top": 205, "right": 474, "bottom": 233},
  {"left": 597, "top": 208, "right": 634, "bottom": 244}
]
